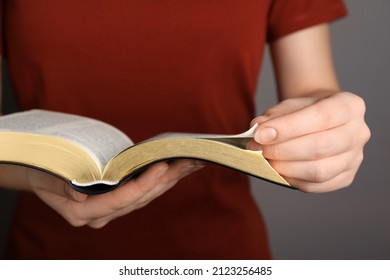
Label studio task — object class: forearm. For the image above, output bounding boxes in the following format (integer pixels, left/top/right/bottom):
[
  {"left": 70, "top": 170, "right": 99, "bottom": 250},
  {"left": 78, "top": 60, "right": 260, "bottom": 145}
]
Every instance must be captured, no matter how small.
[{"left": 270, "top": 24, "right": 341, "bottom": 100}]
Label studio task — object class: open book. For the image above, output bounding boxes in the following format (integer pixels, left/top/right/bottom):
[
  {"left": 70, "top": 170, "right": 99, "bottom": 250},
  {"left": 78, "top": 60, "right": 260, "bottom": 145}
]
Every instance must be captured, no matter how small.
[{"left": 0, "top": 110, "right": 291, "bottom": 194}]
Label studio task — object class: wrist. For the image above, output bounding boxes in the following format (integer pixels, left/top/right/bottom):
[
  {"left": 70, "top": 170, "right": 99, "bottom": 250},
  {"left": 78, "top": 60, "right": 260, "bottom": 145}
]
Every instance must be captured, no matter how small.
[{"left": 280, "top": 88, "right": 340, "bottom": 101}]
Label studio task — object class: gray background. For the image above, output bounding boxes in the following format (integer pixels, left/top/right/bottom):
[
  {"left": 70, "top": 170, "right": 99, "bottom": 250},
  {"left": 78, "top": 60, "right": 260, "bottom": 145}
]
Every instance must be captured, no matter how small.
[{"left": 1, "top": 0, "right": 389, "bottom": 259}]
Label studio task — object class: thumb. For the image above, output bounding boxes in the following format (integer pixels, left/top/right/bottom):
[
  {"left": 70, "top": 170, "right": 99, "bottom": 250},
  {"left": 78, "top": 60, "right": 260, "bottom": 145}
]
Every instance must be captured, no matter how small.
[
  {"left": 27, "top": 168, "right": 87, "bottom": 202},
  {"left": 64, "top": 185, "right": 88, "bottom": 202}
]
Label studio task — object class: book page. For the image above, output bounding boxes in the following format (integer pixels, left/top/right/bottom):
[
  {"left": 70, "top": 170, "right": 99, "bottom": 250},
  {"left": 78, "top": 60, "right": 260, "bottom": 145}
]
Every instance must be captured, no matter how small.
[
  {"left": 151, "top": 124, "right": 257, "bottom": 139},
  {"left": 0, "top": 110, "right": 133, "bottom": 170},
  {"left": 149, "top": 124, "right": 258, "bottom": 149}
]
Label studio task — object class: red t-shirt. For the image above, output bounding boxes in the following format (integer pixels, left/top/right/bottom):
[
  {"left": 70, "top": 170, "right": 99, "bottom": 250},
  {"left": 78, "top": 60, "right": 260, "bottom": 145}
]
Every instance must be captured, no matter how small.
[{"left": 1, "top": 0, "right": 346, "bottom": 259}]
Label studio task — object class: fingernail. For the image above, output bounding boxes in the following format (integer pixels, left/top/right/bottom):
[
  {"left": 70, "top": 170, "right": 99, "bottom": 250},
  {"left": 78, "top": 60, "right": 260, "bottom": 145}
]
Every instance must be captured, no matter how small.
[
  {"left": 256, "top": 116, "right": 269, "bottom": 124},
  {"left": 256, "top": 127, "right": 277, "bottom": 143},
  {"left": 251, "top": 116, "right": 268, "bottom": 127},
  {"left": 180, "top": 164, "right": 204, "bottom": 176},
  {"left": 156, "top": 166, "right": 169, "bottom": 179},
  {"left": 65, "top": 185, "right": 77, "bottom": 201}
]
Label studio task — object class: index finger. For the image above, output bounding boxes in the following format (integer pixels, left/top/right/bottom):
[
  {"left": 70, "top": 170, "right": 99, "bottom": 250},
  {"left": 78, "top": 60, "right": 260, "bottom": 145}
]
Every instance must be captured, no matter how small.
[{"left": 254, "top": 95, "right": 350, "bottom": 144}]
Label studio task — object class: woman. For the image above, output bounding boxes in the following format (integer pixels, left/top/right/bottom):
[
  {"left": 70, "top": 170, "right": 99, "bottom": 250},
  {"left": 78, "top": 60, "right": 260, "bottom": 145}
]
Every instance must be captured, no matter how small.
[{"left": 0, "top": 0, "right": 370, "bottom": 259}]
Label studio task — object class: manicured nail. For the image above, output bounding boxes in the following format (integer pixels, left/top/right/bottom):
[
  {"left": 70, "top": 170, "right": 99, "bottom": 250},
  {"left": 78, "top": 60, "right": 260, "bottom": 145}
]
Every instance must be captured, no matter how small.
[
  {"left": 156, "top": 166, "right": 169, "bottom": 179},
  {"left": 251, "top": 116, "right": 268, "bottom": 127},
  {"left": 65, "top": 185, "right": 77, "bottom": 201},
  {"left": 257, "top": 127, "right": 277, "bottom": 143},
  {"left": 256, "top": 116, "right": 269, "bottom": 124},
  {"left": 180, "top": 164, "right": 204, "bottom": 176}
]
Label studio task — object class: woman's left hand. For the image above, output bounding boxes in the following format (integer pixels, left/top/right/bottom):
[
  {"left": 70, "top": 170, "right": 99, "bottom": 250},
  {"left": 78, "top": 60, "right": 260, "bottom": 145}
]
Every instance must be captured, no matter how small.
[{"left": 249, "top": 92, "right": 371, "bottom": 193}]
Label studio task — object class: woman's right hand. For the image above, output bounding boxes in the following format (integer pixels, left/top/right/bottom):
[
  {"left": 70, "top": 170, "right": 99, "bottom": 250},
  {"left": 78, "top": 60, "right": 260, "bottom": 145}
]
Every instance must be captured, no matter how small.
[{"left": 0, "top": 160, "right": 204, "bottom": 228}]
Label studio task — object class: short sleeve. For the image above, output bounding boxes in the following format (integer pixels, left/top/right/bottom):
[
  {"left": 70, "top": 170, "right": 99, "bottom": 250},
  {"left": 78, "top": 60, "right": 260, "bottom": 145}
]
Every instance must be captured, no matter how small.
[
  {"left": 267, "top": 0, "right": 347, "bottom": 42},
  {"left": 0, "top": 0, "right": 3, "bottom": 56}
]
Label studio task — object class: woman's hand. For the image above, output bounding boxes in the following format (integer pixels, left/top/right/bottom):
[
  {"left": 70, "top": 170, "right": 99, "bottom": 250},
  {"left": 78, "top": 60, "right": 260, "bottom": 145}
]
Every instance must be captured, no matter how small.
[
  {"left": 17, "top": 159, "right": 203, "bottom": 228},
  {"left": 249, "top": 92, "right": 370, "bottom": 193}
]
